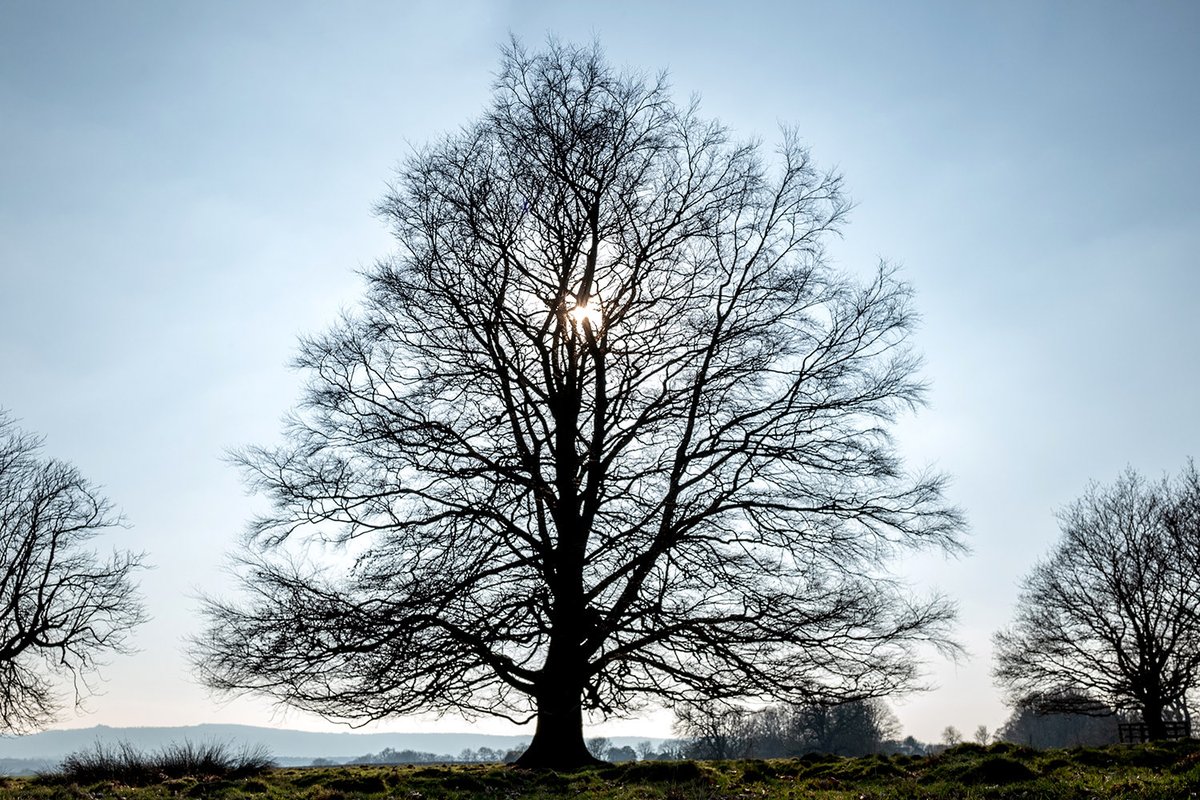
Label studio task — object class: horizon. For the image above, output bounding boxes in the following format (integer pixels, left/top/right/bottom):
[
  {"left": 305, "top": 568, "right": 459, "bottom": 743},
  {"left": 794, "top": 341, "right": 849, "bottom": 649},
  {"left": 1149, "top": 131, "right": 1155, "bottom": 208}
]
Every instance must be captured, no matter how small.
[
  {"left": 0, "top": 722, "right": 662, "bottom": 766},
  {"left": 2, "top": 1, "right": 1198, "bottom": 747}
]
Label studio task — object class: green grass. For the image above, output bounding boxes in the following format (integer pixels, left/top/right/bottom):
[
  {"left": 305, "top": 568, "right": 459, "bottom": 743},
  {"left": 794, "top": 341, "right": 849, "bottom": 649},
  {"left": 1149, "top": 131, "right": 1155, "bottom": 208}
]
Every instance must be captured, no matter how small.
[{"left": 6, "top": 739, "right": 1198, "bottom": 799}]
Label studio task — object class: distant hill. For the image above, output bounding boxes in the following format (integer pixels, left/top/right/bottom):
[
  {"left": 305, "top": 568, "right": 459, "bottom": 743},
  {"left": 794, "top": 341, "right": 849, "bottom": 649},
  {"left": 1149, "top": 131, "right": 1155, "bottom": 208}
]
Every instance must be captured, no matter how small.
[{"left": 0, "top": 724, "right": 664, "bottom": 768}]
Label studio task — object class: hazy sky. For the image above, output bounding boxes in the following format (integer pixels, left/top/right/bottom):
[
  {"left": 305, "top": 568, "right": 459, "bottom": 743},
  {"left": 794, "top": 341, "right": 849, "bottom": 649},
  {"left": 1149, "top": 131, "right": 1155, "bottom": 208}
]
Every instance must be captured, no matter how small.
[{"left": 2, "top": 1, "right": 1198, "bottom": 744}]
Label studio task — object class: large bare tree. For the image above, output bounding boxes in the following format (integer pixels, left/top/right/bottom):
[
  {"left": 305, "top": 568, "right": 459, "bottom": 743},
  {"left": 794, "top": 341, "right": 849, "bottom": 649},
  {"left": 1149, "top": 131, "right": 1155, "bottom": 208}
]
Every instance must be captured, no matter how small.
[
  {"left": 0, "top": 412, "right": 145, "bottom": 732},
  {"left": 994, "top": 463, "right": 1200, "bottom": 740},
  {"left": 195, "top": 41, "right": 963, "bottom": 768}
]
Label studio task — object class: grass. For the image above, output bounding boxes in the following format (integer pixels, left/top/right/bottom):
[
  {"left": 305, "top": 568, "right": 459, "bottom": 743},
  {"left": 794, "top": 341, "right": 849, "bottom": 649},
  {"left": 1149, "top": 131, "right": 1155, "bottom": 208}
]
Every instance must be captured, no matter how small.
[{"left": 3, "top": 739, "right": 1196, "bottom": 799}]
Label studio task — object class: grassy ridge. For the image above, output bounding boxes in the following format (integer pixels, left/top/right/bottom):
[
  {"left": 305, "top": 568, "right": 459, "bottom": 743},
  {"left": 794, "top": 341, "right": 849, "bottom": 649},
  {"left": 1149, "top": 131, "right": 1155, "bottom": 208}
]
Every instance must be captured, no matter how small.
[{"left": 5, "top": 740, "right": 1199, "bottom": 799}]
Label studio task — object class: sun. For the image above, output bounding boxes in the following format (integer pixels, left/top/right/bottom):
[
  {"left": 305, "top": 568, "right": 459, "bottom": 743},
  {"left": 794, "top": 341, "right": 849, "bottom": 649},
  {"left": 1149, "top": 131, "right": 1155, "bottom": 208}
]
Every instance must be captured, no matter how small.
[{"left": 567, "top": 299, "right": 603, "bottom": 329}]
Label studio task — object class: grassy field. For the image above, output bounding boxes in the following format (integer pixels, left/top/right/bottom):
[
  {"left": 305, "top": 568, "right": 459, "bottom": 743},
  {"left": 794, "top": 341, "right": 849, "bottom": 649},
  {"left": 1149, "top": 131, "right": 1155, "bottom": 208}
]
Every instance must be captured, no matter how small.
[{"left": 4, "top": 740, "right": 1199, "bottom": 799}]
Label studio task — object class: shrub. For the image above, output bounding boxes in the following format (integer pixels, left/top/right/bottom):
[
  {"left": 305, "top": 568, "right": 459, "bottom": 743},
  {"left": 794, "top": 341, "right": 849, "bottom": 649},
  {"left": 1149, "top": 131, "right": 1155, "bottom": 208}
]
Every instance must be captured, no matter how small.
[
  {"left": 58, "top": 742, "right": 155, "bottom": 785},
  {"left": 56, "top": 740, "right": 274, "bottom": 785}
]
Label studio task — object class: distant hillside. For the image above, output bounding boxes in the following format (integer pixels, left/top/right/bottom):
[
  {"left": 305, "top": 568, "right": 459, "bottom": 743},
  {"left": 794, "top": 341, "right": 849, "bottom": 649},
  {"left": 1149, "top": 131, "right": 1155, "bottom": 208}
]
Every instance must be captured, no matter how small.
[{"left": 0, "top": 724, "right": 663, "bottom": 765}]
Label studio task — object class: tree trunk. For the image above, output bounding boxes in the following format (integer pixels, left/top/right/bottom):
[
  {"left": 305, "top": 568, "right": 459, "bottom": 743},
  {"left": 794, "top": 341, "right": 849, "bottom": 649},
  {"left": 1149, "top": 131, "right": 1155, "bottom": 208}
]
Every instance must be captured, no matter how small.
[
  {"left": 515, "top": 678, "right": 601, "bottom": 768},
  {"left": 515, "top": 392, "right": 600, "bottom": 770},
  {"left": 1143, "top": 699, "right": 1168, "bottom": 740}
]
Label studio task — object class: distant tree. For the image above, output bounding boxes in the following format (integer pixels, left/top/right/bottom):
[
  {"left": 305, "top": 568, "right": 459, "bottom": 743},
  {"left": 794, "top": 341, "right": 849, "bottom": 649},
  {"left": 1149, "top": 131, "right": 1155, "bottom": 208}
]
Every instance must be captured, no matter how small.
[
  {"left": 0, "top": 413, "right": 145, "bottom": 732},
  {"left": 994, "top": 464, "right": 1200, "bottom": 740},
  {"left": 744, "top": 705, "right": 804, "bottom": 758},
  {"left": 457, "top": 746, "right": 503, "bottom": 763},
  {"left": 635, "top": 740, "right": 657, "bottom": 761},
  {"left": 786, "top": 699, "right": 900, "bottom": 756},
  {"left": 675, "top": 702, "right": 756, "bottom": 760},
  {"left": 941, "top": 726, "right": 962, "bottom": 747},
  {"left": 676, "top": 698, "right": 898, "bottom": 758},
  {"left": 973, "top": 725, "right": 990, "bottom": 745},
  {"left": 654, "top": 739, "right": 689, "bottom": 760},
  {"left": 995, "top": 693, "right": 1126, "bottom": 749},
  {"left": 195, "top": 39, "right": 963, "bottom": 768},
  {"left": 606, "top": 745, "right": 637, "bottom": 762},
  {"left": 353, "top": 747, "right": 449, "bottom": 764},
  {"left": 584, "top": 737, "right": 611, "bottom": 761},
  {"left": 502, "top": 744, "right": 528, "bottom": 763},
  {"left": 838, "top": 699, "right": 900, "bottom": 755}
]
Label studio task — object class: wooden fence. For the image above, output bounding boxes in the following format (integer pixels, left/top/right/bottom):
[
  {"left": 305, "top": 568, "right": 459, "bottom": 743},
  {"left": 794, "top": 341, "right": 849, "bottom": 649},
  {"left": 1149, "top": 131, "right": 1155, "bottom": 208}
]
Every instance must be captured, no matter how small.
[{"left": 1117, "top": 721, "right": 1192, "bottom": 743}]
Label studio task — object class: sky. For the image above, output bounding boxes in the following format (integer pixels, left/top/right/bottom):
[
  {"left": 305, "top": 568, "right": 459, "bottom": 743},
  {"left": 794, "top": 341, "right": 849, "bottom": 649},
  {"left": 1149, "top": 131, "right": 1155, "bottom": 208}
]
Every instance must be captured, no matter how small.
[{"left": 2, "top": 0, "right": 1199, "bottom": 745}]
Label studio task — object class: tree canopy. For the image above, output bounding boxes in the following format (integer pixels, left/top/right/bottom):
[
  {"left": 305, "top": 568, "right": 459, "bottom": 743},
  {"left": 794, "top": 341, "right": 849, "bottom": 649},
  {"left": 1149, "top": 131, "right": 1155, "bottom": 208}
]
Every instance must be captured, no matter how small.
[{"left": 196, "top": 40, "right": 964, "bottom": 768}]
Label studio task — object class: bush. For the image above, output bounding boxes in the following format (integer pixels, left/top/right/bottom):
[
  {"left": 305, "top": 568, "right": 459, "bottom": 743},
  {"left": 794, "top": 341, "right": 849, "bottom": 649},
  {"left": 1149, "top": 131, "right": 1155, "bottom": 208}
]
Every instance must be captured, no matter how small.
[{"left": 56, "top": 741, "right": 274, "bottom": 784}]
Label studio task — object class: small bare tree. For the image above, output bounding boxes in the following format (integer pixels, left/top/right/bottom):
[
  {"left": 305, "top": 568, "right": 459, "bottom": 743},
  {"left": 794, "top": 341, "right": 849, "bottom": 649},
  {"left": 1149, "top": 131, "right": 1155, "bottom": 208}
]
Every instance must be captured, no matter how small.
[
  {"left": 0, "top": 412, "right": 145, "bottom": 731},
  {"left": 941, "top": 726, "right": 962, "bottom": 747},
  {"left": 195, "top": 39, "right": 963, "bottom": 768},
  {"left": 994, "top": 463, "right": 1200, "bottom": 740}
]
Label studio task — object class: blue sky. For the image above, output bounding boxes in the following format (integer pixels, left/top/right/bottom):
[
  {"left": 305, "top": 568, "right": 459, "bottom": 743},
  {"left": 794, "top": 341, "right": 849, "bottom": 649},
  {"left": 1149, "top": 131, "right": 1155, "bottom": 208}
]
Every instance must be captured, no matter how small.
[{"left": 2, "top": 1, "right": 1198, "bottom": 743}]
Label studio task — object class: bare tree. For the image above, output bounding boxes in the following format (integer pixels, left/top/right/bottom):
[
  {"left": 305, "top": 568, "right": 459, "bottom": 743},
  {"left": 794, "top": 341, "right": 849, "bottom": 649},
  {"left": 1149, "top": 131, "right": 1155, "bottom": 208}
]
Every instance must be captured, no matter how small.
[
  {"left": 941, "top": 726, "right": 962, "bottom": 748},
  {"left": 782, "top": 698, "right": 900, "bottom": 756},
  {"left": 194, "top": 40, "right": 963, "bottom": 768},
  {"left": 673, "top": 701, "right": 757, "bottom": 760},
  {"left": 993, "top": 463, "right": 1200, "bottom": 740},
  {"left": 0, "top": 412, "right": 145, "bottom": 732},
  {"left": 584, "top": 737, "right": 611, "bottom": 761}
]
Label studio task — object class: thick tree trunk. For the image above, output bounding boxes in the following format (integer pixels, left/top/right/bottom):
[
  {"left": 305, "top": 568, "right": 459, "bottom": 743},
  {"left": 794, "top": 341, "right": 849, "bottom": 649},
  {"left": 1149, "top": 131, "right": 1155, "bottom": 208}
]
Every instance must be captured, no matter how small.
[
  {"left": 515, "top": 680, "right": 601, "bottom": 768},
  {"left": 1143, "top": 699, "right": 1168, "bottom": 740},
  {"left": 516, "top": 386, "right": 602, "bottom": 770}
]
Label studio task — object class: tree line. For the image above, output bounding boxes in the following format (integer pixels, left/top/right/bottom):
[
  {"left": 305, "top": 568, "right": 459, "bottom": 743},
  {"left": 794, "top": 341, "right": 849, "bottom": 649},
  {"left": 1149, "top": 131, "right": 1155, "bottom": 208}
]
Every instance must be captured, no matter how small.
[
  {"left": 2, "top": 38, "right": 1197, "bottom": 768},
  {"left": 672, "top": 699, "right": 901, "bottom": 759}
]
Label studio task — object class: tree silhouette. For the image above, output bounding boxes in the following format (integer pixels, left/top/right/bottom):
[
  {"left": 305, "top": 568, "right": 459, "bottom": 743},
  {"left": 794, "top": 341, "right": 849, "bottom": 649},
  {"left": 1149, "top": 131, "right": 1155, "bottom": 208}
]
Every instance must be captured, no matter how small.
[
  {"left": 675, "top": 698, "right": 901, "bottom": 758},
  {"left": 195, "top": 40, "right": 963, "bottom": 768},
  {"left": 941, "top": 726, "right": 962, "bottom": 747},
  {"left": 994, "top": 463, "right": 1200, "bottom": 740},
  {"left": 995, "top": 695, "right": 1124, "bottom": 749},
  {"left": 0, "top": 412, "right": 145, "bottom": 732}
]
